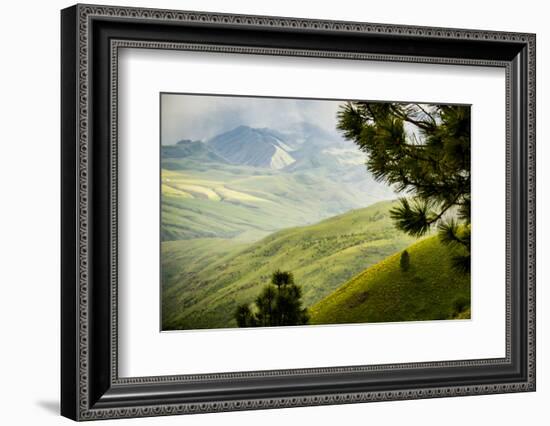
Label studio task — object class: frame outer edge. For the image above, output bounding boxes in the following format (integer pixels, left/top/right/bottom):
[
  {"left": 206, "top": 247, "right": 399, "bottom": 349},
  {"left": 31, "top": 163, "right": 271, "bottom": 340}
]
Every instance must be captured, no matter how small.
[
  {"left": 77, "top": 2, "right": 90, "bottom": 420},
  {"left": 61, "top": 4, "right": 80, "bottom": 422},
  {"left": 527, "top": 33, "right": 536, "bottom": 390}
]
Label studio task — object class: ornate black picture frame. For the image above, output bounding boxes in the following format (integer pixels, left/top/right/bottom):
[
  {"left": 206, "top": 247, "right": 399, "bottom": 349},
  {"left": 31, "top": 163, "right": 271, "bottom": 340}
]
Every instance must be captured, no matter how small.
[{"left": 61, "top": 4, "right": 536, "bottom": 421}]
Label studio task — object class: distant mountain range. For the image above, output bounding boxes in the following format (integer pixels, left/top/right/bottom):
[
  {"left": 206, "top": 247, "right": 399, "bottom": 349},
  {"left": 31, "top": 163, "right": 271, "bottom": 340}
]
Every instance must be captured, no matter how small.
[
  {"left": 160, "top": 122, "right": 397, "bottom": 242},
  {"left": 162, "top": 139, "right": 228, "bottom": 163},
  {"left": 208, "top": 126, "right": 296, "bottom": 169},
  {"left": 162, "top": 123, "right": 366, "bottom": 171}
]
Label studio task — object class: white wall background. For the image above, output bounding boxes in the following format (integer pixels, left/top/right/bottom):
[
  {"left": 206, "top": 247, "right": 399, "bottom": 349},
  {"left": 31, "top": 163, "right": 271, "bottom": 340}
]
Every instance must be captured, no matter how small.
[{"left": 0, "top": 0, "right": 546, "bottom": 424}]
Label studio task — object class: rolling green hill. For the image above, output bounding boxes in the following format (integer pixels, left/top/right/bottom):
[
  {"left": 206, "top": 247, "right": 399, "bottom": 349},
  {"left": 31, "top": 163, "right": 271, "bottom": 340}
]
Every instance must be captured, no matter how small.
[
  {"left": 161, "top": 159, "right": 380, "bottom": 242},
  {"left": 309, "top": 236, "right": 471, "bottom": 325},
  {"left": 162, "top": 200, "right": 416, "bottom": 330}
]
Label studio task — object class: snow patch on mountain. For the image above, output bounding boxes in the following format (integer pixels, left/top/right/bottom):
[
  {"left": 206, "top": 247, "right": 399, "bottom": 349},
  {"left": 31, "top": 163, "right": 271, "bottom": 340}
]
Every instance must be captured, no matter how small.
[{"left": 270, "top": 145, "right": 296, "bottom": 169}]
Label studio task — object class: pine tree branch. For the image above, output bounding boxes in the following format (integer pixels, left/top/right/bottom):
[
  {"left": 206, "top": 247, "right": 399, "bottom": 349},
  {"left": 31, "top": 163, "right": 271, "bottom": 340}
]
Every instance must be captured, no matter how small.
[
  {"left": 389, "top": 104, "right": 435, "bottom": 131},
  {"left": 365, "top": 104, "right": 379, "bottom": 122},
  {"left": 414, "top": 103, "right": 437, "bottom": 126},
  {"left": 426, "top": 200, "right": 455, "bottom": 225}
]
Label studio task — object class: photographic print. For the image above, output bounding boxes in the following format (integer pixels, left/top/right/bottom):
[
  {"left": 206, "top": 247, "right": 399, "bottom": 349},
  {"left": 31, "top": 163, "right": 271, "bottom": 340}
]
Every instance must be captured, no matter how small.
[{"left": 160, "top": 94, "right": 471, "bottom": 331}]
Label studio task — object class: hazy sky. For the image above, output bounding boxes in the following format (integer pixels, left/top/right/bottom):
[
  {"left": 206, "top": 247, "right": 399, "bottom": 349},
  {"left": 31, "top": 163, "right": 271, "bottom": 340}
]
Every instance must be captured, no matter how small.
[{"left": 161, "top": 94, "right": 344, "bottom": 145}]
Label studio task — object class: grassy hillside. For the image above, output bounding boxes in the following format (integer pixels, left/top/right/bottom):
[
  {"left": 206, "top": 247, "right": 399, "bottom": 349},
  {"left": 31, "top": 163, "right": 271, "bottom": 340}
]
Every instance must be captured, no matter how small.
[
  {"left": 161, "top": 157, "right": 395, "bottom": 242},
  {"left": 162, "top": 200, "right": 416, "bottom": 330},
  {"left": 309, "top": 236, "right": 471, "bottom": 325}
]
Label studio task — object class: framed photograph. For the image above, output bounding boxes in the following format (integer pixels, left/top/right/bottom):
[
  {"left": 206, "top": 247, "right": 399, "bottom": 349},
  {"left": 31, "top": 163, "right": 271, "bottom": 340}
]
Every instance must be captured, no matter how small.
[{"left": 61, "top": 4, "right": 536, "bottom": 421}]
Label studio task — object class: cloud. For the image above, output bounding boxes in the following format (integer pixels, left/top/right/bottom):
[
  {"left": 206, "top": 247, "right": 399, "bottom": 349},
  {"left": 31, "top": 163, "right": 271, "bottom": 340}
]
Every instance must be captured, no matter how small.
[{"left": 161, "top": 93, "right": 344, "bottom": 144}]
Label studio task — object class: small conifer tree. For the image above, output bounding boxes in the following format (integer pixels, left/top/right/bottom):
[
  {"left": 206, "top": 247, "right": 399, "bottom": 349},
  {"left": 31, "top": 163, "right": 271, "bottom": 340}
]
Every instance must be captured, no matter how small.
[
  {"left": 400, "top": 250, "right": 410, "bottom": 272},
  {"left": 235, "top": 270, "right": 309, "bottom": 327}
]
